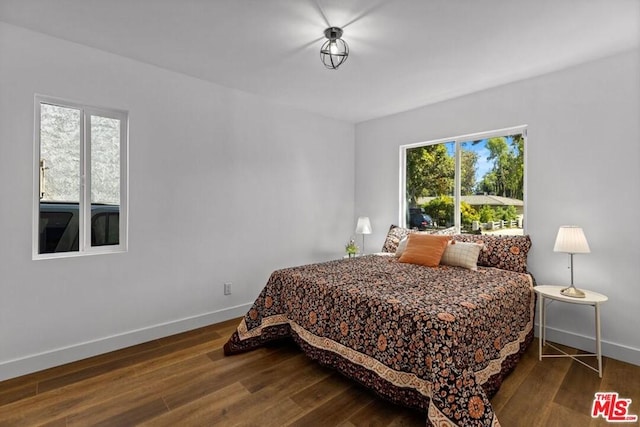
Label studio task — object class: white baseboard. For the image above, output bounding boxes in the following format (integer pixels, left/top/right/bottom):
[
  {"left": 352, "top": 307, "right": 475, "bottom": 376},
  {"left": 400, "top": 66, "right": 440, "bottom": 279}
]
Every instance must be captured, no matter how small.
[
  {"left": 534, "top": 323, "right": 640, "bottom": 367},
  {"left": 0, "top": 303, "right": 253, "bottom": 382},
  {"left": 4, "top": 310, "right": 637, "bottom": 383}
]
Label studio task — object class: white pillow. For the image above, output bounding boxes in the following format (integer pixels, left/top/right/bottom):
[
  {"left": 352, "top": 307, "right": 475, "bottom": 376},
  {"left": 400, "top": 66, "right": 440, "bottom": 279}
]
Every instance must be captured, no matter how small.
[
  {"left": 395, "top": 236, "right": 409, "bottom": 258},
  {"left": 440, "top": 241, "right": 483, "bottom": 270}
]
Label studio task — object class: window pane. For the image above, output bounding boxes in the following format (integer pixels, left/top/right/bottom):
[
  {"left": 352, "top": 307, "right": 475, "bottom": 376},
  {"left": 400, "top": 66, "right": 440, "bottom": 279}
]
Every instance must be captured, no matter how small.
[
  {"left": 39, "top": 104, "right": 80, "bottom": 253},
  {"left": 107, "top": 212, "right": 120, "bottom": 244},
  {"left": 90, "top": 116, "right": 120, "bottom": 205},
  {"left": 38, "top": 211, "right": 76, "bottom": 253},
  {"left": 462, "top": 134, "right": 525, "bottom": 235},
  {"left": 40, "top": 104, "right": 81, "bottom": 202},
  {"left": 405, "top": 142, "right": 455, "bottom": 231},
  {"left": 91, "top": 210, "right": 120, "bottom": 246},
  {"left": 90, "top": 115, "right": 120, "bottom": 246}
]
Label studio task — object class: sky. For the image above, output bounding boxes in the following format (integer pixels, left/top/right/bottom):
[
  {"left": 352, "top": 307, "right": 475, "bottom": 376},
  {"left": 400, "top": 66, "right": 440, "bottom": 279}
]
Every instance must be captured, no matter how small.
[
  {"left": 445, "top": 136, "right": 518, "bottom": 183},
  {"left": 463, "top": 140, "right": 492, "bottom": 182},
  {"left": 445, "top": 139, "right": 493, "bottom": 182}
]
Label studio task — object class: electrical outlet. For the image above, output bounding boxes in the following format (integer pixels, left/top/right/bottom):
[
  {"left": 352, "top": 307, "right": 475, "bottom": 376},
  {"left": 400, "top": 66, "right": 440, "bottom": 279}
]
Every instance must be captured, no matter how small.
[{"left": 224, "top": 282, "right": 232, "bottom": 295}]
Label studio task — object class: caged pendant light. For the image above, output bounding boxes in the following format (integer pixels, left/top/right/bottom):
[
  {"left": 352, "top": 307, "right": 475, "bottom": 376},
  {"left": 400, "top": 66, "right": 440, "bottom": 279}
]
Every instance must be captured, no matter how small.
[{"left": 320, "top": 27, "right": 349, "bottom": 70}]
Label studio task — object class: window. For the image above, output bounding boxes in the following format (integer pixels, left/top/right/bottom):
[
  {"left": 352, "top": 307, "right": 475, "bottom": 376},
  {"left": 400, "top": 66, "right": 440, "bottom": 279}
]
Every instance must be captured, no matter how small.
[
  {"left": 34, "top": 96, "right": 128, "bottom": 258},
  {"left": 400, "top": 126, "right": 526, "bottom": 235}
]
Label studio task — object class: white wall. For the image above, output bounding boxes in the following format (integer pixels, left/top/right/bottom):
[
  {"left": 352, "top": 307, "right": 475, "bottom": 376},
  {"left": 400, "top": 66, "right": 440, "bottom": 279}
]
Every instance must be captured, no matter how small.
[
  {"left": 355, "top": 49, "right": 640, "bottom": 366},
  {"left": 0, "top": 22, "right": 355, "bottom": 380}
]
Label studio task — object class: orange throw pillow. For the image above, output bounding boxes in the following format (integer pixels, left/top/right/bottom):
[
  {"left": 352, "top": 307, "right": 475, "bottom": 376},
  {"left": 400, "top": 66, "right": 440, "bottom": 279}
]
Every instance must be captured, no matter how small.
[{"left": 398, "top": 234, "right": 452, "bottom": 267}]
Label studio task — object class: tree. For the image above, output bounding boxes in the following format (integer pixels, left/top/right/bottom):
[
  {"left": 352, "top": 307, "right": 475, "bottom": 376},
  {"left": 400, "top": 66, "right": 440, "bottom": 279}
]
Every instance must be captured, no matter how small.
[
  {"left": 478, "top": 205, "right": 495, "bottom": 223},
  {"left": 495, "top": 205, "right": 518, "bottom": 222},
  {"left": 423, "top": 195, "right": 454, "bottom": 227},
  {"left": 460, "top": 201, "right": 479, "bottom": 229},
  {"left": 505, "top": 134, "right": 524, "bottom": 200},
  {"left": 486, "top": 137, "right": 510, "bottom": 197},
  {"left": 460, "top": 149, "right": 478, "bottom": 195},
  {"left": 406, "top": 144, "right": 454, "bottom": 206},
  {"left": 477, "top": 171, "right": 497, "bottom": 195},
  {"left": 477, "top": 135, "right": 524, "bottom": 199}
]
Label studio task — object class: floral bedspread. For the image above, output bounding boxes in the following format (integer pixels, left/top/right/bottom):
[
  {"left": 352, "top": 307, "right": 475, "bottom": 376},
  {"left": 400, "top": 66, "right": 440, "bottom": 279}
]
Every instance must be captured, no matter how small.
[{"left": 224, "top": 255, "right": 534, "bottom": 427}]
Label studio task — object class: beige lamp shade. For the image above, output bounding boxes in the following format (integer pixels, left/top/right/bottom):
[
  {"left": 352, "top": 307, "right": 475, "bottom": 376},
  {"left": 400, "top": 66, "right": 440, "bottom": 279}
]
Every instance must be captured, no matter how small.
[
  {"left": 553, "top": 226, "right": 590, "bottom": 254},
  {"left": 355, "top": 217, "right": 372, "bottom": 234}
]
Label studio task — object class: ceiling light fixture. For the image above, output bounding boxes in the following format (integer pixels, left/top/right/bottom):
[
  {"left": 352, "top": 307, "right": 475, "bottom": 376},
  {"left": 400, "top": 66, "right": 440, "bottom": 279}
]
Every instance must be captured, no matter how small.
[{"left": 320, "top": 27, "right": 349, "bottom": 70}]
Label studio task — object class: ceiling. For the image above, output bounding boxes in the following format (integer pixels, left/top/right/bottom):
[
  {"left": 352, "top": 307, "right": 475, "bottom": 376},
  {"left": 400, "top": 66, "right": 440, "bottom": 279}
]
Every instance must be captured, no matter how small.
[{"left": 1, "top": 0, "right": 638, "bottom": 123}]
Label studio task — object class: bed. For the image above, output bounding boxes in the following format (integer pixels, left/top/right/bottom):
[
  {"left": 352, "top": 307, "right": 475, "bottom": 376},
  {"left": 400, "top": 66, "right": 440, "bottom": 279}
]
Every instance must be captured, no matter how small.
[{"left": 224, "top": 228, "right": 534, "bottom": 426}]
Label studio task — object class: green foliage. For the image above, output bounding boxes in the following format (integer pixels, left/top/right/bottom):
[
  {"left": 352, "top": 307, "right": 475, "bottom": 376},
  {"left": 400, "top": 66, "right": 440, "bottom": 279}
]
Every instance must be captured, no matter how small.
[
  {"left": 477, "top": 205, "right": 518, "bottom": 224},
  {"left": 476, "top": 134, "right": 524, "bottom": 200},
  {"left": 422, "top": 197, "right": 479, "bottom": 228},
  {"left": 478, "top": 205, "right": 495, "bottom": 223},
  {"left": 495, "top": 205, "right": 518, "bottom": 222},
  {"left": 406, "top": 144, "right": 454, "bottom": 206},
  {"left": 461, "top": 201, "right": 479, "bottom": 228},
  {"left": 422, "top": 195, "right": 453, "bottom": 227},
  {"left": 345, "top": 239, "right": 359, "bottom": 254},
  {"left": 405, "top": 135, "right": 524, "bottom": 230},
  {"left": 460, "top": 149, "right": 478, "bottom": 195}
]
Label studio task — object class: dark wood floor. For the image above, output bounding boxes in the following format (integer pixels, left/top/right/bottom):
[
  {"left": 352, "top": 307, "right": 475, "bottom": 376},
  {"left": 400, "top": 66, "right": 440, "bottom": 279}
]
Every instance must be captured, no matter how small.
[{"left": 1, "top": 318, "right": 638, "bottom": 426}]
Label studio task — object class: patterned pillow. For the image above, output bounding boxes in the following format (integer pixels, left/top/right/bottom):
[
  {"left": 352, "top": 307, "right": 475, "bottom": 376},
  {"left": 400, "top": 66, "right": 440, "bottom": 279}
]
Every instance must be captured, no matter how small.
[
  {"left": 381, "top": 225, "right": 417, "bottom": 253},
  {"left": 452, "top": 234, "right": 532, "bottom": 273},
  {"left": 440, "top": 241, "right": 483, "bottom": 270}
]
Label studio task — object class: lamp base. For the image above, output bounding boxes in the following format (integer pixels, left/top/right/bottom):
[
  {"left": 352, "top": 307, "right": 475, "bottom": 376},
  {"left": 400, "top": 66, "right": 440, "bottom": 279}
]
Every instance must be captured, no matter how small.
[{"left": 560, "top": 285, "right": 586, "bottom": 298}]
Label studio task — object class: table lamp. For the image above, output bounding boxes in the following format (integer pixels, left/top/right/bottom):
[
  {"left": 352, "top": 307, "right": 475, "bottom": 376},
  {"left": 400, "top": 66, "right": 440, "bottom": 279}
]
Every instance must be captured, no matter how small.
[
  {"left": 355, "top": 217, "right": 372, "bottom": 254},
  {"left": 553, "top": 225, "right": 590, "bottom": 298}
]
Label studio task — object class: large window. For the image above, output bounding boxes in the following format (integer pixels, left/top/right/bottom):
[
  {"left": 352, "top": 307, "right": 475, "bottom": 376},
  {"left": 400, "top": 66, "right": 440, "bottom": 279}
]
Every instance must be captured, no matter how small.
[
  {"left": 34, "top": 96, "right": 128, "bottom": 258},
  {"left": 401, "top": 126, "right": 526, "bottom": 235}
]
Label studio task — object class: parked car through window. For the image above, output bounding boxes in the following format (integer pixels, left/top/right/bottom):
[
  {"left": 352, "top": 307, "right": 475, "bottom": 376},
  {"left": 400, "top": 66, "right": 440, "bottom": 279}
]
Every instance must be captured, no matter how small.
[{"left": 39, "top": 202, "right": 119, "bottom": 253}]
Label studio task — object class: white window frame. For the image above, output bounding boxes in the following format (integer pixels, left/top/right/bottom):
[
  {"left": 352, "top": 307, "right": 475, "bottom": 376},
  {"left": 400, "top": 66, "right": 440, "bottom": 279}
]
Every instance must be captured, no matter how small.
[
  {"left": 33, "top": 95, "right": 129, "bottom": 259},
  {"left": 399, "top": 125, "right": 527, "bottom": 233}
]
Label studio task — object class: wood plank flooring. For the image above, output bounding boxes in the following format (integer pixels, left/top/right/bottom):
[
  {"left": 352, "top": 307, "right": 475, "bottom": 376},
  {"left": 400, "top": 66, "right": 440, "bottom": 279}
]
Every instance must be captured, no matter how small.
[{"left": 1, "top": 318, "right": 638, "bottom": 426}]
